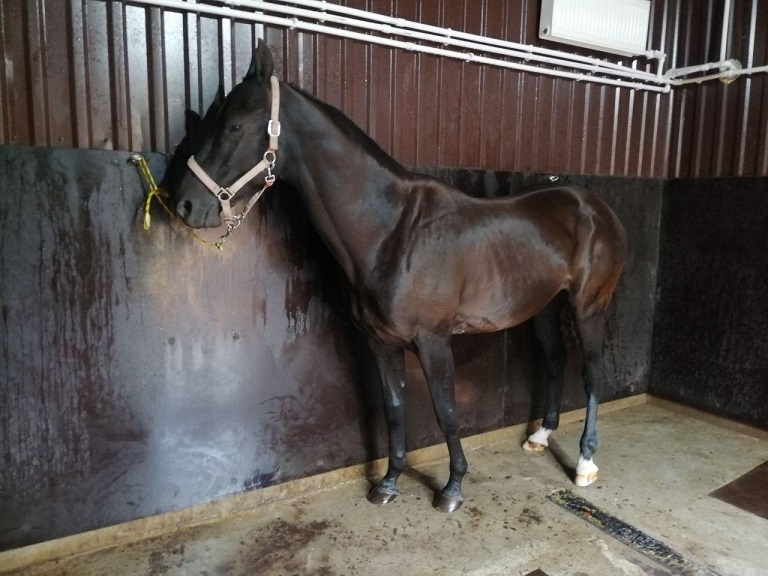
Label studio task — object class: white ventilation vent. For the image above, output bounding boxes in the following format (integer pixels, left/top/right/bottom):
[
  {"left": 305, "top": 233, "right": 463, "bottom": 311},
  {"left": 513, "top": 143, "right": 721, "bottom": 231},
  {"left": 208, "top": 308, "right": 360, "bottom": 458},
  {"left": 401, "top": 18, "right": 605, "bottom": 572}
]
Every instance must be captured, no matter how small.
[{"left": 539, "top": 0, "right": 651, "bottom": 57}]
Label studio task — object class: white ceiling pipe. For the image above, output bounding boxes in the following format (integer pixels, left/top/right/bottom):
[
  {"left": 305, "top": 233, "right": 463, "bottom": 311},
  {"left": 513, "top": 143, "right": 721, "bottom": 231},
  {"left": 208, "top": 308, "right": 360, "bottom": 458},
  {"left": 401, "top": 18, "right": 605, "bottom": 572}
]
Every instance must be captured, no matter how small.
[
  {"left": 666, "top": 59, "right": 740, "bottom": 80},
  {"left": 303, "top": 0, "right": 762, "bottom": 87},
  {"left": 649, "top": 50, "right": 666, "bottom": 79},
  {"left": 668, "top": 0, "right": 766, "bottom": 85},
  {"left": 126, "top": 0, "right": 671, "bottom": 91},
  {"left": 222, "top": 0, "right": 665, "bottom": 84},
  {"left": 255, "top": 0, "right": 663, "bottom": 78},
  {"left": 671, "top": 64, "right": 768, "bottom": 86},
  {"left": 720, "top": 0, "right": 732, "bottom": 63},
  {"left": 664, "top": 0, "right": 741, "bottom": 84}
]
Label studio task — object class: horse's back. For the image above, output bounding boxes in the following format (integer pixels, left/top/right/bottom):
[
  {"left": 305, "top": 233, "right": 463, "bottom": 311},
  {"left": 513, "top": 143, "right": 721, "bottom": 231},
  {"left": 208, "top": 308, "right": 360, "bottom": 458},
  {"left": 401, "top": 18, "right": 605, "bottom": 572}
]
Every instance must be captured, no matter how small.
[{"left": 429, "top": 184, "right": 625, "bottom": 270}]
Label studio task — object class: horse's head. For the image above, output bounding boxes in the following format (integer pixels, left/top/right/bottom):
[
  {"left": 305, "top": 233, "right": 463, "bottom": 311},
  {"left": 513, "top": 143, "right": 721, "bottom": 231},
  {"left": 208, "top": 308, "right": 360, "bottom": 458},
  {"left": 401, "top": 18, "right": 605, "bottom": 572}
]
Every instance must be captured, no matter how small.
[
  {"left": 175, "top": 39, "right": 278, "bottom": 228},
  {"left": 160, "top": 85, "right": 225, "bottom": 197}
]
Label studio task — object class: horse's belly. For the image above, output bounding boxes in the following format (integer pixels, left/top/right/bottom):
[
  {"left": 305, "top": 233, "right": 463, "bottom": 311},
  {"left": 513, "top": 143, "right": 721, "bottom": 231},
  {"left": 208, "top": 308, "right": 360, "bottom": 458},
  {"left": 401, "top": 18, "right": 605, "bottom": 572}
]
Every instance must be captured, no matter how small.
[
  {"left": 452, "top": 310, "right": 530, "bottom": 335},
  {"left": 352, "top": 257, "right": 568, "bottom": 343},
  {"left": 454, "top": 278, "right": 565, "bottom": 334}
]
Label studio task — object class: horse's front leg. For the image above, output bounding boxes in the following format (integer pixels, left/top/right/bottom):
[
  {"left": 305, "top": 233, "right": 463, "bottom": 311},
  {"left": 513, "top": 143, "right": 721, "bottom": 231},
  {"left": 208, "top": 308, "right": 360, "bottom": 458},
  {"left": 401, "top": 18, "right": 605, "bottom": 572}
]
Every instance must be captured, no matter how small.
[
  {"left": 415, "top": 331, "right": 467, "bottom": 513},
  {"left": 367, "top": 340, "right": 407, "bottom": 506}
]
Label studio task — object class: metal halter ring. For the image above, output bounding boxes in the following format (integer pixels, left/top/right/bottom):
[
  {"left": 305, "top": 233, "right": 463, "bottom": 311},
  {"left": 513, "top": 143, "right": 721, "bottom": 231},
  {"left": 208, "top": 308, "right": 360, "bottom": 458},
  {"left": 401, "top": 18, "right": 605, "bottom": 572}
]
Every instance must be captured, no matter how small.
[
  {"left": 230, "top": 214, "right": 243, "bottom": 230},
  {"left": 215, "top": 188, "right": 233, "bottom": 201},
  {"left": 263, "top": 150, "right": 276, "bottom": 167}
]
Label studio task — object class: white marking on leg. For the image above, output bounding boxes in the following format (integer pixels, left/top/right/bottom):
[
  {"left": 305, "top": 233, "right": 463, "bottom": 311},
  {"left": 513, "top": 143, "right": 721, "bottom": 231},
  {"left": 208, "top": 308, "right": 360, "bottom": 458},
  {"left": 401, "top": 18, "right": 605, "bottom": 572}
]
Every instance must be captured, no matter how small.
[
  {"left": 522, "top": 427, "right": 552, "bottom": 451},
  {"left": 575, "top": 455, "right": 599, "bottom": 486},
  {"left": 529, "top": 427, "right": 553, "bottom": 445}
]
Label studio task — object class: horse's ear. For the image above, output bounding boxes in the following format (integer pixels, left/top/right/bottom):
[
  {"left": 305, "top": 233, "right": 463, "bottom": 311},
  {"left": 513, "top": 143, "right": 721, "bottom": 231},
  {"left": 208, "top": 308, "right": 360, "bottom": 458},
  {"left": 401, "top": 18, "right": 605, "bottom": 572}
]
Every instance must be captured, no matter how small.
[
  {"left": 246, "top": 38, "right": 274, "bottom": 84},
  {"left": 204, "top": 84, "right": 226, "bottom": 121},
  {"left": 213, "top": 83, "right": 225, "bottom": 109},
  {"left": 184, "top": 110, "right": 202, "bottom": 138}
]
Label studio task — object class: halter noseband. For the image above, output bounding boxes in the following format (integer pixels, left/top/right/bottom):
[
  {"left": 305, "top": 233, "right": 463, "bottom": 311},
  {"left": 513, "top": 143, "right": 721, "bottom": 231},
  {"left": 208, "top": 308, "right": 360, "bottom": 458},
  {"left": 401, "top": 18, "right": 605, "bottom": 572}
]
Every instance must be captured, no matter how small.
[{"left": 186, "top": 75, "right": 281, "bottom": 245}]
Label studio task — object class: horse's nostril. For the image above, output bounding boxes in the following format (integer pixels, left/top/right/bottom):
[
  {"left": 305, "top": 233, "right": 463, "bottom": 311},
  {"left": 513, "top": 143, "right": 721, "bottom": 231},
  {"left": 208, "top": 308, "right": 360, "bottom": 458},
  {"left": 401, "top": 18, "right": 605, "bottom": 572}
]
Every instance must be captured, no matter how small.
[{"left": 177, "top": 200, "right": 193, "bottom": 219}]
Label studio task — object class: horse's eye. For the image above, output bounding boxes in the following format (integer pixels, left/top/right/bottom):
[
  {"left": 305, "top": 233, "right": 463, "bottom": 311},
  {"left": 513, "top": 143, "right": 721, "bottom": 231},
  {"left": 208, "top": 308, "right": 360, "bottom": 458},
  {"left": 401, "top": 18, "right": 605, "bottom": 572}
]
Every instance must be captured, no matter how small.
[{"left": 229, "top": 124, "right": 242, "bottom": 133}]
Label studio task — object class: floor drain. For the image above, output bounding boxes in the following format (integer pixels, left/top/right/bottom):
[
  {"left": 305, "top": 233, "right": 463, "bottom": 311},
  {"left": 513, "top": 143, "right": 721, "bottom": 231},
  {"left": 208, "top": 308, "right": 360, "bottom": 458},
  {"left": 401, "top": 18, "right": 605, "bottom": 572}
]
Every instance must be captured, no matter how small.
[{"left": 547, "top": 488, "right": 716, "bottom": 575}]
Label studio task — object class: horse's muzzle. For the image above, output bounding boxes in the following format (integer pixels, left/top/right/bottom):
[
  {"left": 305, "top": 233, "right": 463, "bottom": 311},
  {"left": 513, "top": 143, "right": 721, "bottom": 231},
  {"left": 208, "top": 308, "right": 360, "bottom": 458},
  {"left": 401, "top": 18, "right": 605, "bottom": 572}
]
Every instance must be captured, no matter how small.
[{"left": 175, "top": 198, "right": 221, "bottom": 228}]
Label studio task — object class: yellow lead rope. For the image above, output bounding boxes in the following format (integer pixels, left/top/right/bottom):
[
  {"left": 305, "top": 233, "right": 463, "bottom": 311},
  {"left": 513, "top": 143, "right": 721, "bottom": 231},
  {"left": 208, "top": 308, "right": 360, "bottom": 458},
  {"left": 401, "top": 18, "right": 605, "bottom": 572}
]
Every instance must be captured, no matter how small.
[{"left": 129, "top": 153, "right": 223, "bottom": 249}]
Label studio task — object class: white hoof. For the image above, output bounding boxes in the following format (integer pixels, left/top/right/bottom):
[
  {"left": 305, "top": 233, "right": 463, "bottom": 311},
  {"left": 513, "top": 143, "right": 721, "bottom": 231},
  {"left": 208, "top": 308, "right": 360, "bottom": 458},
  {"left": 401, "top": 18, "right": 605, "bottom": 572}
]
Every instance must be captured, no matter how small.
[
  {"left": 575, "top": 455, "right": 599, "bottom": 487},
  {"left": 522, "top": 427, "right": 552, "bottom": 452},
  {"left": 575, "top": 471, "right": 599, "bottom": 486}
]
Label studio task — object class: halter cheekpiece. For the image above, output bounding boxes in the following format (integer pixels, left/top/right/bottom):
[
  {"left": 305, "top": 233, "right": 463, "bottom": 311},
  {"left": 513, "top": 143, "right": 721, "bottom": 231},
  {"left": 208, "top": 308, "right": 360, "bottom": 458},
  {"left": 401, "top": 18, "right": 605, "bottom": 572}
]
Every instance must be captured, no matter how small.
[{"left": 186, "top": 75, "right": 281, "bottom": 248}]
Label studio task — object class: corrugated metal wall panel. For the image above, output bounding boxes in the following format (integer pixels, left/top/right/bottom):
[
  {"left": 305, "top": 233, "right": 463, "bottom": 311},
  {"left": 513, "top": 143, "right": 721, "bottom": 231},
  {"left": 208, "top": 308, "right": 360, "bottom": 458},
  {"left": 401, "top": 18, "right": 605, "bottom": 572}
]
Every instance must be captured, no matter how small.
[
  {"left": 667, "top": 0, "right": 768, "bottom": 177},
  {"left": 1, "top": 0, "right": 766, "bottom": 177}
]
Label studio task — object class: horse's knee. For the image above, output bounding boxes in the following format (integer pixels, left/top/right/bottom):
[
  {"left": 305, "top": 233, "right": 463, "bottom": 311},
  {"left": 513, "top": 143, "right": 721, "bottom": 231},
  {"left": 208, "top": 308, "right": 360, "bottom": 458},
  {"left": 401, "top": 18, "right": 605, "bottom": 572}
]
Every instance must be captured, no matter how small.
[{"left": 435, "top": 408, "right": 460, "bottom": 436}]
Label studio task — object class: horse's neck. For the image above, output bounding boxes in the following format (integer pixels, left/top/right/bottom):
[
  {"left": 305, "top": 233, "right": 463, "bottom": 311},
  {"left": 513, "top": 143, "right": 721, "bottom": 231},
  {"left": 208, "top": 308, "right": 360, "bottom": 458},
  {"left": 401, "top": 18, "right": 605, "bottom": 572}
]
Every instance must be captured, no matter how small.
[{"left": 281, "top": 89, "right": 407, "bottom": 281}]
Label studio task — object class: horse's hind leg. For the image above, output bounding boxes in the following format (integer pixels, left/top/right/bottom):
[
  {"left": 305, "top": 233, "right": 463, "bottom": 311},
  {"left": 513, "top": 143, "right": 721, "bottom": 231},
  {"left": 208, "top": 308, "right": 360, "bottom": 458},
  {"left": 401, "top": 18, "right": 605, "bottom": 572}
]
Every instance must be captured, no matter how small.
[
  {"left": 523, "top": 294, "right": 568, "bottom": 452},
  {"left": 572, "top": 307, "right": 608, "bottom": 487},
  {"left": 415, "top": 331, "right": 467, "bottom": 513},
  {"left": 367, "top": 341, "right": 407, "bottom": 505}
]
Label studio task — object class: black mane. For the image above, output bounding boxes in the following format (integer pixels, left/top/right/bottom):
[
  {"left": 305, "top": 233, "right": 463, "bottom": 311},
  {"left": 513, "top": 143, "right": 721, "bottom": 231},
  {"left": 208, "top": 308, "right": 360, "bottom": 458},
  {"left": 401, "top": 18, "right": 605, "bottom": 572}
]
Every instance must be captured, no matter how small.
[{"left": 290, "top": 84, "right": 407, "bottom": 176}]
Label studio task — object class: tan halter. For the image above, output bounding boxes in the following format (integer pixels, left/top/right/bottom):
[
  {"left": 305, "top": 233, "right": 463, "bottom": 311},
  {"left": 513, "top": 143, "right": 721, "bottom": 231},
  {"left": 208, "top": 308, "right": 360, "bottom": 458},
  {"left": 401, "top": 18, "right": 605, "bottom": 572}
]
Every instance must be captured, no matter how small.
[{"left": 186, "top": 75, "right": 281, "bottom": 245}]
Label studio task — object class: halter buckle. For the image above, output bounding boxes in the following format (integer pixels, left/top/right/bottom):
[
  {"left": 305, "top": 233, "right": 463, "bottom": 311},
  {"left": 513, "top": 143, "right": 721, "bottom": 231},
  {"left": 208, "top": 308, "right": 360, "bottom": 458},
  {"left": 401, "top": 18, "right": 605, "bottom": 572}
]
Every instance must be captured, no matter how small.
[{"left": 268, "top": 120, "right": 281, "bottom": 137}]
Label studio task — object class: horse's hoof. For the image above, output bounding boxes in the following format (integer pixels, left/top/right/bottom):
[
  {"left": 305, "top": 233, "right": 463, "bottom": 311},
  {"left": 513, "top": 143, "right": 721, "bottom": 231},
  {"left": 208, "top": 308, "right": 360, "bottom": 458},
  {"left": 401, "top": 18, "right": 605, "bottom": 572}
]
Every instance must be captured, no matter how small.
[
  {"left": 522, "top": 439, "right": 547, "bottom": 452},
  {"left": 522, "top": 428, "right": 552, "bottom": 452},
  {"left": 433, "top": 492, "right": 464, "bottom": 513},
  {"left": 575, "top": 456, "right": 598, "bottom": 487},
  {"left": 367, "top": 487, "right": 399, "bottom": 506},
  {"left": 574, "top": 471, "right": 599, "bottom": 487}
]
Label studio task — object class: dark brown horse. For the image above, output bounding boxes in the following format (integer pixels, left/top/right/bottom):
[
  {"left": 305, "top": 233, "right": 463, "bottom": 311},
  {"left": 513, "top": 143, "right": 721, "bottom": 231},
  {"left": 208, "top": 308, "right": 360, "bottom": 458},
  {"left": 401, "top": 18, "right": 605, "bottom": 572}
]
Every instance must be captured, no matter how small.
[{"left": 174, "top": 40, "right": 626, "bottom": 513}]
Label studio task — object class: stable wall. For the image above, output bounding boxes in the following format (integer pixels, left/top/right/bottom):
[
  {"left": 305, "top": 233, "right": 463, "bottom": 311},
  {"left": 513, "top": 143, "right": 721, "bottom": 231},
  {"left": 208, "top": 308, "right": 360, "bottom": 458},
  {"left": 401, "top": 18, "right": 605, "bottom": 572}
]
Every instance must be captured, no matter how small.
[
  {"left": 1, "top": 0, "right": 767, "bottom": 555},
  {"left": 0, "top": 0, "right": 670, "bottom": 176},
  {"left": 650, "top": 177, "right": 768, "bottom": 429},
  {"left": 0, "top": 145, "right": 662, "bottom": 550},
  {"left": 3, "top": 1, "right": 766, "bottom": 178}
]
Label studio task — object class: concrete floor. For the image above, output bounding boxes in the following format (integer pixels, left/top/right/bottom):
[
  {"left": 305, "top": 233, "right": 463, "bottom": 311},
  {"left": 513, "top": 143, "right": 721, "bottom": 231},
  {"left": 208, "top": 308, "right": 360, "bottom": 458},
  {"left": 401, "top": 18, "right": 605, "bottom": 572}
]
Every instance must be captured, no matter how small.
[{"left": 5, "top": 403, "right": 768, "bottom": 576}]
